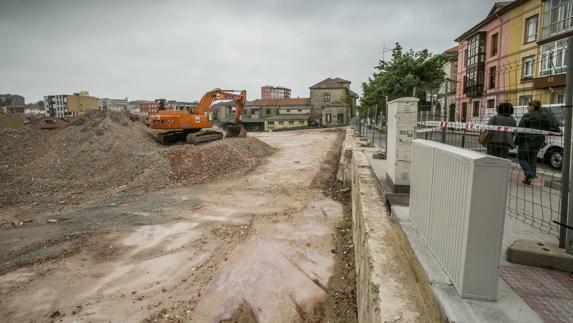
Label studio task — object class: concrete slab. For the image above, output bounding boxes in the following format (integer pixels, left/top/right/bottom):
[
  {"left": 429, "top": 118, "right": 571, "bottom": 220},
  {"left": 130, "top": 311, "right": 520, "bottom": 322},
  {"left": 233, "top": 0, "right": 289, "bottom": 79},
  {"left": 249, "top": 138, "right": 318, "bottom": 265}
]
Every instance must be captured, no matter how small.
[
  {"left": 507, "top": 239, "right": 573, "bottom": 272},
  {"left": 391, "top": 205, "right": 410, "bottom": 223}
]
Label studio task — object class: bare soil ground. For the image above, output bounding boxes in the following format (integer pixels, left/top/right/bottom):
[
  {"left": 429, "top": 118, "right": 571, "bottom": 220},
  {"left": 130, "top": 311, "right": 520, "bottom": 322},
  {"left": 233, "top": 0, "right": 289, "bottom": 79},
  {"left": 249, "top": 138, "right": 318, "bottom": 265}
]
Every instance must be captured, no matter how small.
[{"left": 0, "top": 121, "right": 356, "bottom": 322}]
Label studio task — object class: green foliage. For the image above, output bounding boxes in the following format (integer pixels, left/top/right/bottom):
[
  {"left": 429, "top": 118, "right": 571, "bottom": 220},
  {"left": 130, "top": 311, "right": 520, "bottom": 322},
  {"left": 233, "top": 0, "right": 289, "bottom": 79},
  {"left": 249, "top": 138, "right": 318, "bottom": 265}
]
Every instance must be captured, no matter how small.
[{"left": 361, "top": 43, "right": 446, "bottom": 111}]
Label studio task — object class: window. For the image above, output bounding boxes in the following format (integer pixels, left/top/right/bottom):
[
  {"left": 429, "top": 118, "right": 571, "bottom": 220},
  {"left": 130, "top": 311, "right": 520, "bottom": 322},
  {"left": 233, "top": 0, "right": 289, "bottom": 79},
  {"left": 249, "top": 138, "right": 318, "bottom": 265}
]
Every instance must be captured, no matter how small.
[
  {"left": 297, "top": 109, "right": 302, "bottom": 112},
  {"left": 279, "top": 121, "right": 284, "bottom": 125},
  {"left": 487, "top": 99, "right": 495, "bottom": 110},
  {"left": 337, "top": 113, "right": 344, "bottom": 123},
  {"left": 553, "top": 93, "right": 565, "bottom": 104},
  {"left": 268, "top": 121, "right": 275, "bottom": 125},
  {"left": 324, "top": 93, "right": 331, "bottom": 104},
  {"left": 464, "top": 49, "right": 469, "bottom": 67},
  {"left": 298, "top": 120, "right": 305, "bottom": 125},
  {"left": 491, "top": 33, "right": 498, "bottom": 56},
  {"left": 489, "top": 66, "right": 497, "bottom": 89},
  {"left": 524, "top": 15, "right": 538, "bottom": 43},
  {"left": 541, "top": 0, "right": 573, "bottom": 39},
  {"left": 286, "top": 109, "right": 291, "bottom": 112},
  {"left": 462, "top": 102, "right": 468, "bottom": 122},
  {"left": 266, "top": 108, "right": 271, "bottom": 114},
  {"left": 288, "top": 121, "right": 294, "bottom": 125},
  {"left": 326, "top": 113, "right": 332, "bottom": 123},
  {"left": 539, "top": 40, "right": 567, "bottom": 76},
  {"left": 472, "top": 101, "right": 480, "bottom": 117},
  {"left": 519, "top": 95, "right": 533, "bottom": 106},
  {"left": 522, "top": 56, "right": 535, "bottom": 80}
]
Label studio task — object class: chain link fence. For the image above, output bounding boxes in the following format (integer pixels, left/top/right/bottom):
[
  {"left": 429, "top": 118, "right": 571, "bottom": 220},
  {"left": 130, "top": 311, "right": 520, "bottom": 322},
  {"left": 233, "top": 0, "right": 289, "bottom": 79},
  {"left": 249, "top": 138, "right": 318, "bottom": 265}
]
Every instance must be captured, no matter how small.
[{"left": 417, "top": 104, "right": 567, "bottom": 237}]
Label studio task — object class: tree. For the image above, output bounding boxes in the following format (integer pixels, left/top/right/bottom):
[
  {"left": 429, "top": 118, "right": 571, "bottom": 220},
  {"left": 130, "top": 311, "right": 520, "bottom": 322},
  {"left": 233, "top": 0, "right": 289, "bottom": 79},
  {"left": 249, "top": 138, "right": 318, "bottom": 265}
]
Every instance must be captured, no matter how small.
[{"left": 361, "top": 43, "right": 446, "bottom": 112}]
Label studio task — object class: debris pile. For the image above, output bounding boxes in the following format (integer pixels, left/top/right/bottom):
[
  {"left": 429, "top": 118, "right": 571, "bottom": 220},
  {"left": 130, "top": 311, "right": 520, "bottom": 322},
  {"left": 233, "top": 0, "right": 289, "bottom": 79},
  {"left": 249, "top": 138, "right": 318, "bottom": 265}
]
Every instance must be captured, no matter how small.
[
  {"left": 1, "top": 111, "right": 276, "bottom": 209},
  {"left": 169, "top": 137, "right": 276, "bottom": 184},
  {"left": 0, "top": 110, "right": 170, "bottom": 208}
]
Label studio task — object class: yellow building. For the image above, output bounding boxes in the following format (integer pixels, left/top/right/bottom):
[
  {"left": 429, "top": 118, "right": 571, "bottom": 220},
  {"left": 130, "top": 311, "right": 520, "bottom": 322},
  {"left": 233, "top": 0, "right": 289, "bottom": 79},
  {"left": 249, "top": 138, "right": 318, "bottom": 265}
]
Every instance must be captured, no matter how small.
[
  {"left": 502, "top": 0, "right": 545, "bottom": 106},
  {"left": 455, "top": 0, "right": 562, "bottom": 121},
  {"left": 67, "top": 92, "right": 98, "bottom": 115}
]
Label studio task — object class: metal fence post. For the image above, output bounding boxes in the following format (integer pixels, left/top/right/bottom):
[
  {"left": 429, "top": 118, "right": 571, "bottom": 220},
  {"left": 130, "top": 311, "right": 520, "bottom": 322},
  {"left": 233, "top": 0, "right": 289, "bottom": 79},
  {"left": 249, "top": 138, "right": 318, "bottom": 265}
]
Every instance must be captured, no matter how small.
[
  {"left": 441, "top": 81, "right": 448, "bottom": 143},
  {"left": 562, "top": 37, "right": 573, "bottom": 251}
]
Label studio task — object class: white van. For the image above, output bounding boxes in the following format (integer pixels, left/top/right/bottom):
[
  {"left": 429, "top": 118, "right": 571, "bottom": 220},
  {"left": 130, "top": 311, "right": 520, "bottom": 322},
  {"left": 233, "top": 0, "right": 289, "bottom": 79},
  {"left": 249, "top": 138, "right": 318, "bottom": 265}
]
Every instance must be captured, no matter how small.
[{"left": 484, "top": 104, "right": 564, "bottom": 170}]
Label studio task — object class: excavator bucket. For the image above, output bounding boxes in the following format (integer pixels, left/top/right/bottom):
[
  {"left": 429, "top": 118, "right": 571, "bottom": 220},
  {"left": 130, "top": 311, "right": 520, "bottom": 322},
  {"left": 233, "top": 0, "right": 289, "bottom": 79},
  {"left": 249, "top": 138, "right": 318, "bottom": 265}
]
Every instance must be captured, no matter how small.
[{"left": 226, "top": 123, "right": 247, "bottom": 138}]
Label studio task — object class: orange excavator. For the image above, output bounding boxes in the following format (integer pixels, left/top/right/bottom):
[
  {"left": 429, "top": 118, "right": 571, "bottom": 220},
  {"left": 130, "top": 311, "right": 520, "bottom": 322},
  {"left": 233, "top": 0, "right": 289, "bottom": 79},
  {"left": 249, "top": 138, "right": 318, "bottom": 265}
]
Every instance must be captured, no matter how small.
[{"left": 149, "top": 89, "right": 247, "bottom": 144}]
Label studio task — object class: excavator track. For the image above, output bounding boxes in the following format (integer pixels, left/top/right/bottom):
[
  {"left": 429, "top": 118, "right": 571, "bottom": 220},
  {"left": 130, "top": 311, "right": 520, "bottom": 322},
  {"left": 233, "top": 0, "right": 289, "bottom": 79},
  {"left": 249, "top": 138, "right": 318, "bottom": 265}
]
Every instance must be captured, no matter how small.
[{"left": 186, "top": 130, "right": 223, "bottom": 145}]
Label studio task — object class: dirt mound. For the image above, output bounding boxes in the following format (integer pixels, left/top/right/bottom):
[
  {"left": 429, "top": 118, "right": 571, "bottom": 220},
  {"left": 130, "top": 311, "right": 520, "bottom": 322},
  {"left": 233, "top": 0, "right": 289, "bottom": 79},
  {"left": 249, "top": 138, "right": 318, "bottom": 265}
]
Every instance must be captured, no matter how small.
[
  {"left": 1, "top": 110, "right": 276, "bottom": 210},
  {"left": 0, "top": 110, "right": 170, "bottom": 208},
  {"left": 169, "top": 137, "right": 276, "bottom": 184}
]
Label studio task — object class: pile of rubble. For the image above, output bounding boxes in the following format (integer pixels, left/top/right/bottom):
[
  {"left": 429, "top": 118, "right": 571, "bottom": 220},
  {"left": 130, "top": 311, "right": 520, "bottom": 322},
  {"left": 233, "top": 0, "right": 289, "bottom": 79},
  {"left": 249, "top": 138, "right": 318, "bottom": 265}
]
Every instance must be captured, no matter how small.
[
  {"left": 0, "top": 110, "right": 170, "bottom": 208},
  {"left": 0, "top": 111, "right": 276, "bottom": 209},
  {"left": 169, "top": 137, "right": 276, "bottom": 184}
]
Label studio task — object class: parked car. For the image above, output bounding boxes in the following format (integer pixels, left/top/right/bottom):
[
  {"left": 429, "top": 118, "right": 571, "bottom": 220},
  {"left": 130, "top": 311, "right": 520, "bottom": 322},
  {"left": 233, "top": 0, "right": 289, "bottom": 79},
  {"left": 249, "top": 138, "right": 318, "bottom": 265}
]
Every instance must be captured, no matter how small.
[{"left": 485, "top": 104, "right": 564, "bottom": 169}]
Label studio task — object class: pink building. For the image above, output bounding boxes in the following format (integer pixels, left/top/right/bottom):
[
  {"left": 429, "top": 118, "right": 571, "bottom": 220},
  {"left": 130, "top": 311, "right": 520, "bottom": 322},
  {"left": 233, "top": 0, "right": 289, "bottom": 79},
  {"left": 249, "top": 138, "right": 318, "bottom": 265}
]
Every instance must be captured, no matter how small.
[{"left": 455, "top": 2, "right": 515, "bottom": 123}]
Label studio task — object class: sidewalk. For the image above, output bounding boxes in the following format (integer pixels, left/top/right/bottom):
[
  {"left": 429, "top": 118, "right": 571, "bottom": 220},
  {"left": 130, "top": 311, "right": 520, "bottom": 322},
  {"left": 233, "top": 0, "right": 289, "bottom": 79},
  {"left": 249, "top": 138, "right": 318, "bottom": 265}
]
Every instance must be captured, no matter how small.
[{"left": 363, "top": 148, "right": 562, "bottom": 323}]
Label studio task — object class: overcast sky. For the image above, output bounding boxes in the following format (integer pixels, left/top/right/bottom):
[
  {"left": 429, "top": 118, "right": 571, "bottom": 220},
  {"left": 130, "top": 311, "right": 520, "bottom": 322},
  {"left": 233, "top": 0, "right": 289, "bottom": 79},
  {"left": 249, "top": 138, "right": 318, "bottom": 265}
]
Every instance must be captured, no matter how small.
[{"left": 0, "top": 0, "right": 497, "bottom": 103}]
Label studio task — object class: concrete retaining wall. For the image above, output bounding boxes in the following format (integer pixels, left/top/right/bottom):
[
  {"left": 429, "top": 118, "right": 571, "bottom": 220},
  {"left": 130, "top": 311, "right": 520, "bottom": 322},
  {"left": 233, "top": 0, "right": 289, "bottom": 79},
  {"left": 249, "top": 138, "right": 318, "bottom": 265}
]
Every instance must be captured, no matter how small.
[{"left": 339, "top": 130, "right": 441, "bottom": 322}]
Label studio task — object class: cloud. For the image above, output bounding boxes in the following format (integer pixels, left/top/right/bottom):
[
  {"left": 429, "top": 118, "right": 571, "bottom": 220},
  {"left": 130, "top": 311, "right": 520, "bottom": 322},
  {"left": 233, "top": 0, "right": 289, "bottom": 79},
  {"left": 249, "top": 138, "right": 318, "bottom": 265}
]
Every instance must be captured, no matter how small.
[{"left": 0, "top": 0, "right": 496, "bottom": 103}]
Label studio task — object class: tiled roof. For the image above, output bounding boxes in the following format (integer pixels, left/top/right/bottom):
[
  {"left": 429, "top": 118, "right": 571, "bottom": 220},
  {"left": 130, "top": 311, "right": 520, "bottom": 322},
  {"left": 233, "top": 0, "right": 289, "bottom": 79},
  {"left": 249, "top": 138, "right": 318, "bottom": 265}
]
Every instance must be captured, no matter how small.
[
  {"left": 309, "top": 77, "right": 351, "bottom": 89},
  {"left": 246, "top": 98, "right": 310, "bottom": 106},
  {"left": 443, "top": 46, "right": 458, "bottom": 55}
]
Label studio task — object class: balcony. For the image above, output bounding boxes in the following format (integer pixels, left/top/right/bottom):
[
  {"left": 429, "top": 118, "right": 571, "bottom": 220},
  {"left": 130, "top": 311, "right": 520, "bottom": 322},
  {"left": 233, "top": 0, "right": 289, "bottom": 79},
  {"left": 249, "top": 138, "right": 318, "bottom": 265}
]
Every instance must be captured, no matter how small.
[{"left": 533, "top": 74, "right": 566, "bottom": 89}]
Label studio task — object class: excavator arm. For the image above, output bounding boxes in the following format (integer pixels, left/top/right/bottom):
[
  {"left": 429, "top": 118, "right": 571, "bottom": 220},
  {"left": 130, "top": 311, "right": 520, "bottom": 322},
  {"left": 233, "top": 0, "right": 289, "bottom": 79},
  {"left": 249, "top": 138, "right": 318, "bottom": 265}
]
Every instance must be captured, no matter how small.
[
  {"left": 194, "top": 89, "right": 247, "bottom": 122},
  {"left": 194, "top": 89, "right": 247, "bottom": 137}
]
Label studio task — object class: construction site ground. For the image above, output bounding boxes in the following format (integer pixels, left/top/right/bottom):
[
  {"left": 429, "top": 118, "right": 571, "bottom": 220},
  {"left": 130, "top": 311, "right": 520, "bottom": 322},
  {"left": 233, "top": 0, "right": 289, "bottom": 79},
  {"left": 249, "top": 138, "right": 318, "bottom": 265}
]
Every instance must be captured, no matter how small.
[{"left": 0, "top": 119, "right": 356, "bottom": 322}]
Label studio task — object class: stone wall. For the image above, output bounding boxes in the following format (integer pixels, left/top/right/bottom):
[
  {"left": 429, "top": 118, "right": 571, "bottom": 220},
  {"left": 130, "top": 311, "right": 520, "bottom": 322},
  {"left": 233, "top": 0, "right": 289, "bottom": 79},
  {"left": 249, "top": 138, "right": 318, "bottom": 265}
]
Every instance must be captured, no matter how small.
[{"left": 338, "top": 128, "right": 441, "bottom": 323}]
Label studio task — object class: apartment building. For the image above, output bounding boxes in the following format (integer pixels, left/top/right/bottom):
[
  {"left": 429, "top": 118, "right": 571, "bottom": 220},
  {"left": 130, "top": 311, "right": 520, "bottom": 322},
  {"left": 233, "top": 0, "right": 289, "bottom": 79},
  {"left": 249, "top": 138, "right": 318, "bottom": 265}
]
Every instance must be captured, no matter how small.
[
  {"left": 261, "top": 85, "right": 291, "bottom": 100},
  {"left": 455, "top": 0, "right": 545, "bottom": 122},
  {"left": 44, "top": 95, "right": 72, "bottom": 118}
]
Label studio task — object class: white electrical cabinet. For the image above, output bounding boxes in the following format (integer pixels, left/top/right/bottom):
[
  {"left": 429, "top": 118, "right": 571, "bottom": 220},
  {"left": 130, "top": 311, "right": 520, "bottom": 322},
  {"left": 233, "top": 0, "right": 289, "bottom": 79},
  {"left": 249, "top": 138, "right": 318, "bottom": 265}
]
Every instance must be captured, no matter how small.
[{"left": 409, "top": 139, "right": 510, "bottom": 300}]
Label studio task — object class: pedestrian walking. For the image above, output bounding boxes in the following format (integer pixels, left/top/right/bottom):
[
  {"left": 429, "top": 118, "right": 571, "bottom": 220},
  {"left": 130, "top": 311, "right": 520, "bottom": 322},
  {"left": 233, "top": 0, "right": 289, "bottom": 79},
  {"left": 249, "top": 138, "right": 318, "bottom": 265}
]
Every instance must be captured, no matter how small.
[
  {"left": 514, "top": 100, "right": 551, "bottom": 185},
  {"left": 486, "top": 103, "right": 517, "bottom": 159}
]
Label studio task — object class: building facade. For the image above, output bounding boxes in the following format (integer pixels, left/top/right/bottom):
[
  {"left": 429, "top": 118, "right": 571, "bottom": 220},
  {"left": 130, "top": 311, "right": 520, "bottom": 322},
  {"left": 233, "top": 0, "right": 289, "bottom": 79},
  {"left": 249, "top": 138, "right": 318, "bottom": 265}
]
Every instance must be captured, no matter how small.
[
  {"left": 533, "top": 0, "right": 572, "bottom": 103},
  {"left": 455, "top": 0, "right": 545, "bottom": 122},
  {"left": 44, "top": 95, "right": 73, "bottom": 118},
  {"left": 261, "top": 85, "right": 291, "bottom": 100},
  {"left": 0, "top": 94, "right": 25, "bottom": 107},
  {"left": 138, "top": 101, "right": 160, "bottom": 118},
  {"left": 309, "top": 77, "right": 358, "bottom": 126},
  {"left": 67, "top": 92, "right": 98, "bottom": 115},
  {"left": 98, "top": 98, "right": 129, "bottom": 112},
  {"left": 438, "top": 46, "right": 459, "bottom": 121},
  {"left": 242, "top": 98, "right": 311, "bottom": 131}
]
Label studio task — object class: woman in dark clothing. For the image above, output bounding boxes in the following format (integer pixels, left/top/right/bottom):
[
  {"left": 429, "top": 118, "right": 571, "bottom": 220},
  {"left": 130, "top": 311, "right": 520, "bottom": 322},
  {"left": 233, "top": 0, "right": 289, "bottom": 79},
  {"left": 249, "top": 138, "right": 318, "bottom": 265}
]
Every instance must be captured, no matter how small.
[
  {"left": 515, "top": 100, "right": 551, "bottom": 185},
  {"left": 486, "top": 103, "right": 517, "bottom": 158}
]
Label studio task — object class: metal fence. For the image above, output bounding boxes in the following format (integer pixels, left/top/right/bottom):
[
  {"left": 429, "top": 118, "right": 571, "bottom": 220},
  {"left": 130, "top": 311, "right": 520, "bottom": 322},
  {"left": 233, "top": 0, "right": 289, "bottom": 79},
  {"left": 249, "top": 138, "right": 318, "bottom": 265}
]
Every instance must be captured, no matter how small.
[
  {"left": 352, "top": 116, "right": 387, "bottom": 150},
  {"left": 417, "top": 105, "right": 566, "bottom": 237}
]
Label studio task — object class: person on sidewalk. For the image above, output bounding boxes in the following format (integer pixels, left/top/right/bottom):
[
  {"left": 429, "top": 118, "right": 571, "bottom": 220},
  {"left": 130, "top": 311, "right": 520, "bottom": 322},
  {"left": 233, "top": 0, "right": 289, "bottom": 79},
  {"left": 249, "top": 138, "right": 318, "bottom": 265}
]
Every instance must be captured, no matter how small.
[
  {"left": 514, "top": 100, "right": 551, "bottom": 185},
  {"left": 486, "top": 103, "right": 516, "bottom": 158}
]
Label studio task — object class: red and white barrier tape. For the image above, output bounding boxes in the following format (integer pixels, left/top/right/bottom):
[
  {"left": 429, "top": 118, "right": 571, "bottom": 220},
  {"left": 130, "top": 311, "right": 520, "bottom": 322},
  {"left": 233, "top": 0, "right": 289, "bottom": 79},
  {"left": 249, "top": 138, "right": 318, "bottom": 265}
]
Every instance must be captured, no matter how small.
[{"left": 417, "top": 121, "right": 563, "bottom": 136}]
